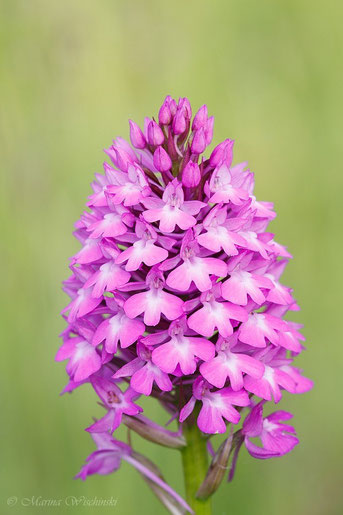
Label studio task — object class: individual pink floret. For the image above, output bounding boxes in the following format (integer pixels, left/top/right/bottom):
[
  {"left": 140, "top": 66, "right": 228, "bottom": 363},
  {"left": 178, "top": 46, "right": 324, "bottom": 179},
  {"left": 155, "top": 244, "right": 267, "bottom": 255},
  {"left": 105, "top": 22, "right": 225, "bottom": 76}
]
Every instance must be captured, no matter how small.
[
  {"left": 115, "top": 220, "right": 168, "bottom": 271},
  {"left": 200, "top": 336, "right": 264, "bottom": 390},
  {"left": 124, "top": 268, "right": 184, "bottom": 326},
  {"left": 242, "top": 402, "right": 299, "bottom": 459},
  {"left": 92, "top": 297, "right": 145, "bottom": 354},
  {"left": 187, "top": 285, "right": 248, "bottom": 337},
  {"left": 113, "top": 342, "right": 173, "bottom": 396},
  {"left": 56, "top": 336, "right": 102, "bottom": 382},
  {"left": 166, "top": 230, "right": 227, "bottom": 292},
  {"left": 142, "top": 179, "right": 206, "bottom": 233},
  {"left": 151, "top": 317, "right": 215, "bottom": 376},
  {"left": 197, "top": 204, "right": 247, "bottom": 256},
  {"left": 86, "top": 376, "right": 142, "bottom": 433},
  {"left": 180, "top": 378, "right": 250, "bottom": 434}
]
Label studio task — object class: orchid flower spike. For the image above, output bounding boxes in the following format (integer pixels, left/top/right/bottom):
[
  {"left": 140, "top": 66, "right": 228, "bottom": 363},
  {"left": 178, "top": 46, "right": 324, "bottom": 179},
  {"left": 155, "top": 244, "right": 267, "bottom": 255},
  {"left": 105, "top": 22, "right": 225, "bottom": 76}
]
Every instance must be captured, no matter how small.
[{"left": 58, "top": 95, "right": 312, "bottom": 514}]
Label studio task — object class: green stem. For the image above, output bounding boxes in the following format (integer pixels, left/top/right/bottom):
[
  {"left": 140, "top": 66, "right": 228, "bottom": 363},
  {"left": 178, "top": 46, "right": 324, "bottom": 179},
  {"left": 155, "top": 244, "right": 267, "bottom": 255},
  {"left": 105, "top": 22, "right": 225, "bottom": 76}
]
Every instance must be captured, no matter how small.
[
  {"left": 181, "top": 421, "right": 212, "bottom": 515},
  {"left": 172, "top": 159, "right": 180, "bottom": 177}
]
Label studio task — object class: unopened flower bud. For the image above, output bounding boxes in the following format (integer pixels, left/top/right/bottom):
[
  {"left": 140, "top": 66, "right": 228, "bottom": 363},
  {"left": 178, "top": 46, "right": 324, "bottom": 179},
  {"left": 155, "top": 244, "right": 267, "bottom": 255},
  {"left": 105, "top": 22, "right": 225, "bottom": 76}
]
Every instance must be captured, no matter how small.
[
  {"left": 172, "top": 109, "right": 187, "bottom": 135},
  {"left": 204, "top": 116, "right": 214, "bottom": 145},
  {"left": 182, "top": 161, "right": 201, "bottom": 187},
  {"left": 191, "top": 127, "right": 206, "bottom": 154},
  {"left": 178, "top": 97, "right": 192, "bottom": 120},
  {"left": 129, "top": 120, "right": 146, "bottom": 149},
  {"left": 153, "top": 146, "right": 172, "bottom": 172},
  {"left": 196, "top": 433, "right": 233, "bottom": 500},
  {"left": 169, "top": 98, "right": 177, "bottom": 116},
  {"left": 147, "top": 120, "right": 164, "bottom": 146},
  {"left": 110, "top": 146, "right": 135, "bottom": 171},
  {"left": 209, "top": 138, "right": 234, "bottom": 168},
  {"left": 192, "top": 104, "right": 208, "bottom": 131},
  {"left": 159, "top": 96, "right": 173, "bottom": 125}
]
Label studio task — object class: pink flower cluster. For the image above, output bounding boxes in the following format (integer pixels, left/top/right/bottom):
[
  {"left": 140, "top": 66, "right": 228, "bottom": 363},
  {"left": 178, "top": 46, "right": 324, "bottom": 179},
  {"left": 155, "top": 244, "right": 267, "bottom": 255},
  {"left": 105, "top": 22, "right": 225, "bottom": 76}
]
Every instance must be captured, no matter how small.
[{"left": 57, "top": 96, "right": 312, "bottom": 495}]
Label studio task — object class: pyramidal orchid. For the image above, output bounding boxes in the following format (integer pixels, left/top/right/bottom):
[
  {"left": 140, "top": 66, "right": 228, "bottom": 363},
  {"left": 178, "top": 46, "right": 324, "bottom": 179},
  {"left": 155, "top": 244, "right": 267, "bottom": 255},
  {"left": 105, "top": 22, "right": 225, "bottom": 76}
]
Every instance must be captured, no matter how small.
[{"left": 57, "top": 95, "right": 312, "bottom": 514}]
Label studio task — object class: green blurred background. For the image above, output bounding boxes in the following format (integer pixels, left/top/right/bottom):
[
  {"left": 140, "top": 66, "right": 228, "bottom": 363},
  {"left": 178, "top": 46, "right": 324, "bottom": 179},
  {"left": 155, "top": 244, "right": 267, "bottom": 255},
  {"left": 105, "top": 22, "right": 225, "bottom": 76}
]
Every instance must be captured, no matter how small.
[{"left": 1, "top": 0, "right": 342, "bottom": 513}]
